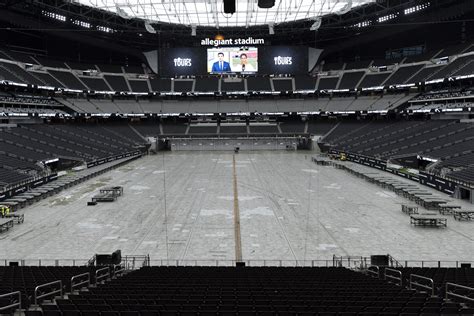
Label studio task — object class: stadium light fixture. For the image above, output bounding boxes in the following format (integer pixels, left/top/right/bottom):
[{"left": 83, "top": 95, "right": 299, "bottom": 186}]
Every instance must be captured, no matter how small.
[
  {"left": 97, "top": 26, "right": 114, "bottom": 33},
  {"left": 404, "top": 2, "right": 430, "bottom": 15},
  {"left": 352, "top": 20, "right": 372, "bottom": 28},
  {"left": 72, "top": 20, "right": 91, "bottom": 28},
  {"left": 377, "top": 13, "right": 398, "bottom": 23},
  {"left": 42, "top": 10, "right": 66, "bottom": 22}
]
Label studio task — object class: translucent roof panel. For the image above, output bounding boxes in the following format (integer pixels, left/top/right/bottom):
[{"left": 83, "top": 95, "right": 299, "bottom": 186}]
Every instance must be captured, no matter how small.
[{"left": 75, "top": 0, "right": 376, "bottom": 27}]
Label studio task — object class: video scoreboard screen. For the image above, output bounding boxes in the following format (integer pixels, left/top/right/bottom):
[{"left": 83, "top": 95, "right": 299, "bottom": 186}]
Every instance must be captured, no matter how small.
[
  {"left": 207, "top": 47, "right": 258, "bottom": 74},
  {"left": 159, "top": 46, "right": 310, "bottom": 77}
]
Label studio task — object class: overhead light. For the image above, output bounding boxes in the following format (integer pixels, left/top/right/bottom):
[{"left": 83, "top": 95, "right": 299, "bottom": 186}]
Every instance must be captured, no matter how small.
[
  {"left": 404, "top": 2, "right": 431, "bottom": 15},
  {"left": 144, "top": 21, "right": 156, "bottom": 34},
  {"left": 377, "top": 13, "right": 398, "bottom": 23},
  {"left": 42, "top": 10, "right": 66, "bottom": 22},
  {"left": 310, "top": 17, "right": 322, "bottom": 31},
  {"left": 268, "top": 22, "right": 274, "bottom": 35}
]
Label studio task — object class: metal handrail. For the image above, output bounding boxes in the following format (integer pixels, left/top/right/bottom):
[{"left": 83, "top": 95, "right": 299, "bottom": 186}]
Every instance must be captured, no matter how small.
[
  {"left": 446, "top": 282, "right": 474, "bottom": 302},
  {"left": 1, "top": 258, "right": 474, "bottom": 268},
  {"left": 34, "top": 280, "right": 62, "bottom": 305},
  {"left": 410, "top": 274, "right": 435, "bottom": 296},
  {"left": 0, "top": 291, "right": 21, "bottom": 312},
  {"left": 113, "top": 264, "right": 126, "bottom": 277},
  {"left": 385, "top": 268, "right": 402, "bottom": 286},
  {"left": 95, "top": 266, "right": 110, "bottom": 283},
  {"left": 367, "top": 265, "right": 380, "bottom": 278},
  {"left": 387, "top": 254, "right": 404, "bottom": 268},
  {"left": 70, "top": 272, "right": 90, "bottom": 292}
]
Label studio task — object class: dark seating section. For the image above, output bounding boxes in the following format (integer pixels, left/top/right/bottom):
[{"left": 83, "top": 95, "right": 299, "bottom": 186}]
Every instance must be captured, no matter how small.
[
  {"left": 221, "top": 79, "right": 245, "bottom": 92},
  {"left": 195, "top": 77, "right": 219, "bottom": 92},
  {"left": 428, "top": 55, "right": 474, "bottom": 80},
  {"left": 338, "top": 72, "right": 364, "bottom": 89},
  {"left": 317, "top": 77, "right": 338, "bottom": 90},
  {"left": 321, "top": 120, "right": 474, "bottom": 171},
  {"left": 385, "top": 65, "right": 424, "bottom": 85},
  {"left": 453, "top": 60, "right": 474, "bottom": 77},
  {"left": 173, "top": 80, "right": 193, "bottom": 93},
  {"left": 0, "top": 63, "right": 25, "bottom": 83},
  {"left": 248, "top": 124, "right": 279, "bottom": 134},
  {"left": 272, "top": 79, "right": 293, "bottom": 92},
  {"left": 129, "top": 80, "right": 150, "bottom": 93},
  {"left": 0, "top": 62, "right": 45, "bottom": 86},
  {"left": 100, "top": 124, "right": 145, "bottom": 144},
  {"left": 149, "top": 78, "right": 171, "bottom": 92},
  {"left": 0, "top": 167, "right": 32, "bottom": 189},
  {"left": 448, "top": 167, "right": 474, "bottom": 184},
  {"left": 280, "top": 121, "right": 305, "bottom": 133},
  {"left": 294, "top": 75, "right": 316, "bottom": 90},
  {"left": 247, "top": 77, "right": 271, "bottom": 91},
  {"left": 81, "top": 77, "right": 111, "bottom": 91},
  {"left": 408, "top": 66, "right": 444, "bottom": 83},
  {"left": 307, "top": 121, "right": 336, "bottom": 135},
  {"left": 0, "top": 153, "right": 42, "bottom": 172},
  {"left": 0, "top": 45, "right": 473, "bottom": 96},
  {"left": 48, "top": 70, "right": 87, "bottom": 90},
  {"left": 104, "top": 75, "right": 129, "bottom": 92},
  {"left": 161, "top": 122, "right": 187, "bottom": 135},
  {"left": 0, "top": 266, "right": 99, "bottom": 311},
  {"left": 220, "top": 125, "right": 247, "bottom": 134},
  {"left": 439, "top": 152, "right": 474, "bottom": 169},
  {"left": 0, "top": 124, "right": 144, "bottom": 170},
  {"left": 32, "top": 72, "right": 64, "bottom": 87},
  {"left": 40, "top": 266, "right": 470, "bottom": 315},
  {"left": 188, "top": 125, "right": 217, "bottom": 135},
  {"left": 131, "top": 122, "right": 161, "bottom": 137},
  {"left": 358, "top": 73, "right": 390, "bottom": 88}
]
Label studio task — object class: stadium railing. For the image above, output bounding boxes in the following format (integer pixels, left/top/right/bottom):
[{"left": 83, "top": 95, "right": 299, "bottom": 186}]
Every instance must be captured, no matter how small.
[{"left": 2, "top": 257, "right": 474, "bottom": 268}]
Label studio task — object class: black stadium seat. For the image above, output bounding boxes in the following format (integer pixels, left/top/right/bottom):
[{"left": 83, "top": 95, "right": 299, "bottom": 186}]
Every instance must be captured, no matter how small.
[{"left": 14, "top": 266, "right": 466, "bottom": 315}]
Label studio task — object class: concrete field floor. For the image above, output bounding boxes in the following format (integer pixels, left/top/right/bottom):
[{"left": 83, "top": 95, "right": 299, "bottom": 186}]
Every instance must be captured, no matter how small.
[{"left": 0, "top": 151, "right": 473, "bottom": 266}]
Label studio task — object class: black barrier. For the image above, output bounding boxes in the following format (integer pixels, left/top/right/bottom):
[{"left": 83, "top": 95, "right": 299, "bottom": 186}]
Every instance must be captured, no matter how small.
[
  {"left": 419, "top": 172, "right": 457, "bottom": 195},
  {"left": 0, "top": 172, "right": 58, "bottom": 203},
  {"left": 86, "top": 151, "right": 141, "bottom": 168},
  {"left": 329, "top": 149, "right": 458, "bottom": 195}
]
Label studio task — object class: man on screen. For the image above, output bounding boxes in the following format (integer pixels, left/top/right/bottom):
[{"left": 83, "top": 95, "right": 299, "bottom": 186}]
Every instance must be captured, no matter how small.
[{"left": 212, "top": 52, "right": 231, "bottom": 73}]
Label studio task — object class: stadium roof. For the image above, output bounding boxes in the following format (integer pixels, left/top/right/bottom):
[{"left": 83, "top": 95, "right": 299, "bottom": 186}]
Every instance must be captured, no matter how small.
[{"left": 74, "top": 0, "right": 376, "bottom": 27}]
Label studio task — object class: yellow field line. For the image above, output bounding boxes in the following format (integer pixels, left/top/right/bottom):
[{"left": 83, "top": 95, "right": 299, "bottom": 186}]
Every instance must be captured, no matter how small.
[{"left": 232, "top": 154, "right": 243, "bottom": 262}]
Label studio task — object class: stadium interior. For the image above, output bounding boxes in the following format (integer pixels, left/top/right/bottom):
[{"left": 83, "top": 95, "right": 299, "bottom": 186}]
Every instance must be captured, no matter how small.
[{"left": 0, "top": 0, "right": 474, "bottom": 315}]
